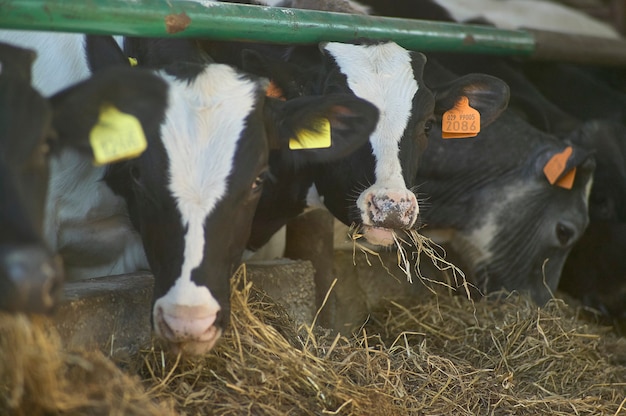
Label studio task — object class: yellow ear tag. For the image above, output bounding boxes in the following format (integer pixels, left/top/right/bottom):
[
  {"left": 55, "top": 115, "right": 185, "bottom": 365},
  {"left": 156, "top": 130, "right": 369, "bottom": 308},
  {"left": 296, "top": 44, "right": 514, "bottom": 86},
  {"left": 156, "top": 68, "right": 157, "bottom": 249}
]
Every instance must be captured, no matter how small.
[
  {"left": 442, "top": 96, "right": 481, "bottom": 139},
  {"left": 289, "top": 118, "right": 331, "bottom": 150},
  {"left": 543, "top": 146, "right": 576, "bottom": 189},
  {"left": 89, "top": 105, "right": 147, "bottom": 166}
]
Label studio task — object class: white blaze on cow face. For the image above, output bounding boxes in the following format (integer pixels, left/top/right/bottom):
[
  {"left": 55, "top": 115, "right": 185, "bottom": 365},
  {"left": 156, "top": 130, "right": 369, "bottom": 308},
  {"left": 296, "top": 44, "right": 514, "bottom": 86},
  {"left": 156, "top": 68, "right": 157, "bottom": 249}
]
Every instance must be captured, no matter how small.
[
  {"left": 152, "top": 64, "right": 259, "bottom": 353},
  {"left": 322, "top": 42, "right": 419, "bottom": 244}
]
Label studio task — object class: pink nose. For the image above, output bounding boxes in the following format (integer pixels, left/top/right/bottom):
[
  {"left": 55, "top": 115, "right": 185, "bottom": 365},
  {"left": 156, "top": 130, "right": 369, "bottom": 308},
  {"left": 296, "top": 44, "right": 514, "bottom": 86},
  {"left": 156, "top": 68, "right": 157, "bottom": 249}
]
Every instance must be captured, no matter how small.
[
  {"left": 155, "top": 304, "right": 220, "bottom": 346},
  {"left": 361, "top": 190, "right": 418, "bottom": 229}
]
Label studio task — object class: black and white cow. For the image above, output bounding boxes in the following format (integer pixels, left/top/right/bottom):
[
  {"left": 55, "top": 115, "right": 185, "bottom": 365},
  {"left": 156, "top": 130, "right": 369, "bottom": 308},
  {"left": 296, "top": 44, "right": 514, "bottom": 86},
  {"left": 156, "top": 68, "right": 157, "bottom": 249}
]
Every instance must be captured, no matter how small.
[
  {"left": 112, "top": 35, "right": 379, "bottom": 353},
  {"left": 347, "top": 0, "right": 603, "bottom": 305},
  {"left": 202, "top": 1, "right": 510, "bottom": 249},
  {"left": 0, "top": 41, "right": 169, "bottom": 313},
  {"left": 0, "top": 29, "right": 379, "bottom": 354}
]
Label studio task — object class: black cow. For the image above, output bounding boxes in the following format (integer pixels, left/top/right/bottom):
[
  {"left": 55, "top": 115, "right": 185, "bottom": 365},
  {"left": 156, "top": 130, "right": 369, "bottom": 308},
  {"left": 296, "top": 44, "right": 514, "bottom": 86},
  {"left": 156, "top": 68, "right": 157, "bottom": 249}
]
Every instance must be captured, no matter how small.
[
  {"left": 399, "top": 0, "right": 626, "bottom": 318},
  {"left": 521, "top": 63, "right": 626, "bottom": 318},
  {"left": 0, "top": 41, "right": 168, "bottom": 313}
]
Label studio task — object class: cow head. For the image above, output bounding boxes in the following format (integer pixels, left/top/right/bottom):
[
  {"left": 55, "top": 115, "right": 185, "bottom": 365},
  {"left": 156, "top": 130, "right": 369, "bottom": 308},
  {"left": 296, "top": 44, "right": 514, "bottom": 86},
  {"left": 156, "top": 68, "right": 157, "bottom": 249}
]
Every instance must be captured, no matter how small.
[
  {"left": 87, "top": 36, "right": 377, "bottom": 355},
  {"left": 0, "top": 42, "right": 60, "bottom": 314},
  {"left": 312, "top": 41, "right": 509, "bottom": 246},
  {"left": 0, "top": 41, "right": 168, "bottom": 314},
  {"left": 418, "top": 112, "right": 595, "bottom": 304}
]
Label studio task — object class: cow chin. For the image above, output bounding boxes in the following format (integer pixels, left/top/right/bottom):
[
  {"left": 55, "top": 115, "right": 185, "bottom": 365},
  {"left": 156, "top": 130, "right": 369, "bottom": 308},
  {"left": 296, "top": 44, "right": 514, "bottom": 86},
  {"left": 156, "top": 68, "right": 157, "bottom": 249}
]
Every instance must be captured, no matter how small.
[
  {"left": 166, "top": 328, "right": 223, "bottom": 356},
  {"left": 361, "top": 225, "right": 396, "bottom": 247}
]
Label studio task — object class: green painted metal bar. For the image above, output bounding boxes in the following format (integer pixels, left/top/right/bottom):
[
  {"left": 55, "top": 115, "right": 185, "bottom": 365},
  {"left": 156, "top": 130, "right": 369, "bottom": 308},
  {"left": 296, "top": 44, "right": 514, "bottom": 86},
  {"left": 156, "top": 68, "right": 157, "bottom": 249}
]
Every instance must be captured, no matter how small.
[{"left": 0, "top": 0, "right": 536, "bottom": 56}]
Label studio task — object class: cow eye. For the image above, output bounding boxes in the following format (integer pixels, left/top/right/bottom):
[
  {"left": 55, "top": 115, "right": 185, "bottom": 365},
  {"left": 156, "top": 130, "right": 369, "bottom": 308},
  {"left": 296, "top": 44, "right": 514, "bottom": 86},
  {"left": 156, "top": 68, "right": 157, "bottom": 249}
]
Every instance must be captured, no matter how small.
[
  {"left": 251, "top": 171, "right": 268, "bottom": 192},
  {"left": 424, "top": 118, "right": 435, "bottom": 134}
]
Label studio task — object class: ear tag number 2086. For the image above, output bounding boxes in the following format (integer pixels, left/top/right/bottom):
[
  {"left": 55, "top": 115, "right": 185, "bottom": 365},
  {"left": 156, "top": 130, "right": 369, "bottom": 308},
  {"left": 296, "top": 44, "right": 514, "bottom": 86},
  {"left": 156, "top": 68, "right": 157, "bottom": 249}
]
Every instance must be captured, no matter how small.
[{"left": 442, "top": 96, "right": 480, "bottom": 139}]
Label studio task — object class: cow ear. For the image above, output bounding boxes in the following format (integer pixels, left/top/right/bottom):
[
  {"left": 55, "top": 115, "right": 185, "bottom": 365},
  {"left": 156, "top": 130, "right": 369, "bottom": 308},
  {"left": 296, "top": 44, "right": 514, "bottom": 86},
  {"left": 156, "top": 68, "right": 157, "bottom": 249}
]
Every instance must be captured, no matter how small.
[
  {"left": 265, "top": 93, "right": 378, "bottom": 165},
  {"left": 242, "top": 48, "right": 309, "bottom": 99},
  {"left": 85, "top": 35, "right": 130, "bottom": 73},
  {"left": 432, "top": 73, "right": 510, "bottom": 128},
  {"left": 48, "top": 66, "right": 168, "bottom": 163},
  {"left": 537, "top": 143, "right": 595, "bottom": 189}
]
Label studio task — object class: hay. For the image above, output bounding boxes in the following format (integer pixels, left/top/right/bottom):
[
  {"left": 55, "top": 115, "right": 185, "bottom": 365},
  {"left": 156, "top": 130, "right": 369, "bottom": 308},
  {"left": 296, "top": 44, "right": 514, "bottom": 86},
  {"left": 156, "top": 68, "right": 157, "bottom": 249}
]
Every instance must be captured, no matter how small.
[
  {"left": 1, "top": 265, "right": 624, "bottom": 415},
  {"left": 0, "top": 313, "right": 173, "bottom": 416},
  {"left": 348, "top": 224, "right": 474, "bottom": 298},
  {"left": 138, "top": 266, "right": 626, "bottom": 415}
]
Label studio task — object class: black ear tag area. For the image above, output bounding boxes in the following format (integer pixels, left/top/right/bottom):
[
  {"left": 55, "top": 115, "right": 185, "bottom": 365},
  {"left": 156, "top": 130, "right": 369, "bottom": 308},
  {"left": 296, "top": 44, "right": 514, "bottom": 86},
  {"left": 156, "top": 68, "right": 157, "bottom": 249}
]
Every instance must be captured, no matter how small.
[{"left": 288, "top": 117, "right": 331, "bottom": 150}]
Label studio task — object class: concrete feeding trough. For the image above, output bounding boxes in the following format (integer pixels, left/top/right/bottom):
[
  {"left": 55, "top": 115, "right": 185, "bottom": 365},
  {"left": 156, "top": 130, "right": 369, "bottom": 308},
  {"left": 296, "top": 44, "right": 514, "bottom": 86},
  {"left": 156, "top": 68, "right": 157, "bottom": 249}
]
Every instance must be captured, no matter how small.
[{"left": 52, "top": 260, "right": 316, "bottom": 358}]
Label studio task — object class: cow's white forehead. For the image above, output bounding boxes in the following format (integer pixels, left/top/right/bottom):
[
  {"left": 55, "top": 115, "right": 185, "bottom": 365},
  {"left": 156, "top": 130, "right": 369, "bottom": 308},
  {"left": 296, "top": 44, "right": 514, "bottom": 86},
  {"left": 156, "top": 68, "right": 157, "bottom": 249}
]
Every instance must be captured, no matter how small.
[
  {"left": 160, "top": 64, "right": 259, "bottom": 288},
  {"left": 324, "top": 41, "right": 418, "bottom": 188}
]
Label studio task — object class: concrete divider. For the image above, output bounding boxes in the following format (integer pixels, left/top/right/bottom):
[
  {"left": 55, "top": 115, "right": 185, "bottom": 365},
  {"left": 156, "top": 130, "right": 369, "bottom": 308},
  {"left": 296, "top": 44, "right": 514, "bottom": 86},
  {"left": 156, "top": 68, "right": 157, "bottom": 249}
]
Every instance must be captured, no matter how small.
[{"left": 52, "top": 260, "right": 316, "bottom": 358}]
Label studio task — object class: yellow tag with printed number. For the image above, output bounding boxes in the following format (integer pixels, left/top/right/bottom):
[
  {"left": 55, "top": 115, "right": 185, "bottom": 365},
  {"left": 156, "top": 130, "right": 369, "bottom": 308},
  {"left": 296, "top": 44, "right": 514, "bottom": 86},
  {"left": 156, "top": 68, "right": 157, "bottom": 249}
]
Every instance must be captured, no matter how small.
[
  {"left": 289, "top": 118, "right": 332, "bottom": 150},
  {"left": 89, "top": 105, "right": 147, "bottom": 166}
]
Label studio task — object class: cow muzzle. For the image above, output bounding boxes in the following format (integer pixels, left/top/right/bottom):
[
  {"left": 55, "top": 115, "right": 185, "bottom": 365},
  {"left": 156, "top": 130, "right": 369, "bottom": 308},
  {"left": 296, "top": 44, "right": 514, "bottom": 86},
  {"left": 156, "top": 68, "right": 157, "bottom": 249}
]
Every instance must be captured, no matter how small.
[
  {"left": 356, "top": 188, "right": 418, "bottom": 246},
  {"left": 0, "top": 245, "right": 64, "bottom": 314},
  {"left": 154, "top": 303, "right": 223, "bottom": 356}
]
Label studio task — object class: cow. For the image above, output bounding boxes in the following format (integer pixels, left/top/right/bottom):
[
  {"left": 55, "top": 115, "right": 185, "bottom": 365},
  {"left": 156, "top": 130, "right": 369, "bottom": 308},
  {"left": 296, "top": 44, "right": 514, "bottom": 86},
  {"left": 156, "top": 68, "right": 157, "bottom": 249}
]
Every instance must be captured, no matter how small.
[
  {"left": 0, "top": 29, "right": 381, "bottom": 355},
  {"left": 392, "top": 0, "right": 626, "bottom": 320},
  {"left": 414, "top": 92, "right": 595, "bottom": 304},
  {"left": 203, "top": 0, "right": 510, "bottom": 250},
  {"left": 420, "top": 0, "right": 626, "bottom": 321},
  {"left": 0, "top": 41, "right": 169, "bottom": 314},
  {"left": 520, "top": 63, "right": 626, "bottom": 319}
]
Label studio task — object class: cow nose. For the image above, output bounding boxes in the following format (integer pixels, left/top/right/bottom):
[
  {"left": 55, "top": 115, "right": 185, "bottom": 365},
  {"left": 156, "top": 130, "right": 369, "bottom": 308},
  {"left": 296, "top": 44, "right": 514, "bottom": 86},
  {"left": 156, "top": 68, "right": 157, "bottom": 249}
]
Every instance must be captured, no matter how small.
[
  {"left": 359, "top": 189, "right": 418, "bottom": 229},
  {"left": 0, "top": 245, "right": 64, "bottom": 314},
  {"left": 155, "top": 303, "right": 222, "bottom": 355},
  {"left": 555, "top": 221, "right": 577, "bottom": 246}
]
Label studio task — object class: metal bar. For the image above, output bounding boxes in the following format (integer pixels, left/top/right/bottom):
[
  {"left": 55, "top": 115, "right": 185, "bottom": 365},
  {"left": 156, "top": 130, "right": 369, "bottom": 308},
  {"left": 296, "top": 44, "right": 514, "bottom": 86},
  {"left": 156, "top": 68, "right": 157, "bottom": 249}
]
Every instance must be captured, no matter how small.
[
  {"left": 529, "top": 29, "right": 626, "bottom": 66},
  {"left": 0, "top": 0, "right": 536, "bottom": 56},
  {"left": 2, "top": 0, "right": 626, "bottom": 65}
]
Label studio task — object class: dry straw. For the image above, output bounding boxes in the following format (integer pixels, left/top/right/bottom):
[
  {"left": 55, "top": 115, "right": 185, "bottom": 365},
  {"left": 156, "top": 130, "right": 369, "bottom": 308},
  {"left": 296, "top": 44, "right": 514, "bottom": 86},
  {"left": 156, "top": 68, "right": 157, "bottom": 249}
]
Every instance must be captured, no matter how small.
[
  {"left": 139, "top": 265, "right": 626, "bottom": 415},
  {"left": 1, "top": 263, "right": 625, "bottom": 415},
  {"left": 0, "top": 312, "right": 173, "bottom": 416}
]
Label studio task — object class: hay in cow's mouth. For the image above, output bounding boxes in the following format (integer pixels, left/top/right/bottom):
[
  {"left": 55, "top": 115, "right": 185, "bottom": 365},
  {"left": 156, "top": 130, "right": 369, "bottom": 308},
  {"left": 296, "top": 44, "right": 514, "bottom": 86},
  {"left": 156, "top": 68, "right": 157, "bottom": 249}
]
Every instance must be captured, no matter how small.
[{"left": 348, "top": 223, "right": 475, "bottom": 300}]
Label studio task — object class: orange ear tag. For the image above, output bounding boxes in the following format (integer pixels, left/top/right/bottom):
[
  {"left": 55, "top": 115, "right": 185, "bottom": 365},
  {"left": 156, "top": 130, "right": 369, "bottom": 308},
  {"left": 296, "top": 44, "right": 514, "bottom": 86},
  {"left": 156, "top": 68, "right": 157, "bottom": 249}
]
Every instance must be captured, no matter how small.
[
  {"left": 442, "top": 96, "right": 481, "bottom": 139},
  {"left": 543, "top": 146, "right": 576, "bottom": 190},
  {"left": 556, "top": 167, "right": 576, "bottom": 189},
  {"left": 266, "top": 80, "right": 286, "bottom": 101}
]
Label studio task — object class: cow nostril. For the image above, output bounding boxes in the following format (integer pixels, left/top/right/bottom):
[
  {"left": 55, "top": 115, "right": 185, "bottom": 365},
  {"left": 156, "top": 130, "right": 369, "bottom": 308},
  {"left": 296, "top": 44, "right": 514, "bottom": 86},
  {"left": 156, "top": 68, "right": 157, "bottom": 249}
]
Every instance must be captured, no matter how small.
[{"left": 556, "top": 222, "right": 575, "bottom": 246}]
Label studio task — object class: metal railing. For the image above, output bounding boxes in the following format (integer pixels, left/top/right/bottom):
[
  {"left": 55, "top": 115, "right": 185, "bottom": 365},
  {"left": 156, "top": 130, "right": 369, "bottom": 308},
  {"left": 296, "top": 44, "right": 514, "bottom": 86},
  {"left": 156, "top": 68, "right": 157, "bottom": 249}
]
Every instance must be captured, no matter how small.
[{"left": 1, "top": 0, "right": 625, "bottom": 65}]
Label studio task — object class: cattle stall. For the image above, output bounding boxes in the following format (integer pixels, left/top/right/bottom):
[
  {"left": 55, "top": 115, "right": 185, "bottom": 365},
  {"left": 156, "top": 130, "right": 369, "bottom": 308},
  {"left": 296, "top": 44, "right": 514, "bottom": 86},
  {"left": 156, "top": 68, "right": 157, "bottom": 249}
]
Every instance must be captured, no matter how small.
[{"left": 1, "top": 1, "right": 626, "bottom": 415}]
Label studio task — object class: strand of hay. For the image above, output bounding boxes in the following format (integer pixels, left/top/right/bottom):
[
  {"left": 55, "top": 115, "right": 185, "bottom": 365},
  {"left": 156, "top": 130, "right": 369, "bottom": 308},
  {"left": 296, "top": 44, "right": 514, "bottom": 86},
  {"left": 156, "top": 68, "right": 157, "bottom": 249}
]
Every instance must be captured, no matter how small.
[
  {"left": 0, "top": 313, "right": 173, "bottom": 416},
  {"left": 138, "top": 266, "right": 626, "bottom": 415}
]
